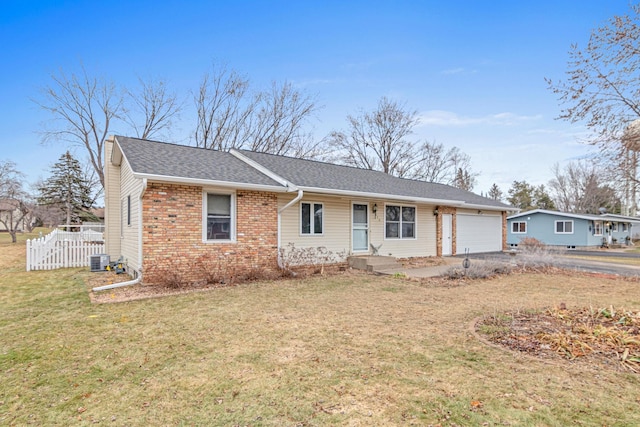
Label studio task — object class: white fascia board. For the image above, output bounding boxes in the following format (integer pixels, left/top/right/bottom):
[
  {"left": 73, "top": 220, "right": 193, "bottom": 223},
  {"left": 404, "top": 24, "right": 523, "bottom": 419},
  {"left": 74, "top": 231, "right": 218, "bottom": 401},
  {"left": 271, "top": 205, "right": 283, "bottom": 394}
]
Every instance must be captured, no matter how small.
[
  {"left": 111, "top": 137, "right": 124, "bottom": 165},
  {"left": 229, "top": 149, "right": 297, "bottom": 189},
  {"left": 298, "top": 186, "right": 506, "bottom": 210},
  {"left": 132, "top": 172, "right": 289, "bottom": 193}
]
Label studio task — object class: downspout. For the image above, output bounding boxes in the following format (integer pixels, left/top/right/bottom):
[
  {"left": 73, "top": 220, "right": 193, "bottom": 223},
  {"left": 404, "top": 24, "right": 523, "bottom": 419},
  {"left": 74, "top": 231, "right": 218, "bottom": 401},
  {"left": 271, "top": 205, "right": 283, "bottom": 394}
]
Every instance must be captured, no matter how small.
[
  {"left": 277, "top": 188, "right": 303, "bottom": 269},
  {"left": 93, "top": 178, "right": 147, "bottom": 292}
]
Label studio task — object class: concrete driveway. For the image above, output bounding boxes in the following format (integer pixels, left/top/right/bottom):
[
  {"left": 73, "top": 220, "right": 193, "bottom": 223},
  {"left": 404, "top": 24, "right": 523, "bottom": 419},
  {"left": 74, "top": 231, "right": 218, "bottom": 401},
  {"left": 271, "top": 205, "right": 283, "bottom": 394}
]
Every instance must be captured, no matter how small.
[{"left": 393, "top": 250, "right": 640, "bottom": 279}]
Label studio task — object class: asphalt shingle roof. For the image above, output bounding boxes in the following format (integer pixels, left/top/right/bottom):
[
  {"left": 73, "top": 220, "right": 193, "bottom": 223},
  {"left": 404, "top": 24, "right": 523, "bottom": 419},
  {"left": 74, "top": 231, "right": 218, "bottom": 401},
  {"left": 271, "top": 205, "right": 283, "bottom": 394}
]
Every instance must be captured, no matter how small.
[
  {"left": 238, "top": 150, "right": 511, "bottom": 209},
  {"left": 115, "top": 136, "right": 283, "bottom": 188},
  {"left": 114, "top": 136, "right": 511, "bottom": 209}
]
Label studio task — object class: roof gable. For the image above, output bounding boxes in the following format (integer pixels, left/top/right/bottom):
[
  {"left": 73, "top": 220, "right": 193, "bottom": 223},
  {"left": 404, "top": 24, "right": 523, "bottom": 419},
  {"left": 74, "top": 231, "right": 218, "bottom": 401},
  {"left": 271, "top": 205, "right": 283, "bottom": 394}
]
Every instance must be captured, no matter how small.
[{"left": 114, "top": 136, "right": 285, "bottom": 189}]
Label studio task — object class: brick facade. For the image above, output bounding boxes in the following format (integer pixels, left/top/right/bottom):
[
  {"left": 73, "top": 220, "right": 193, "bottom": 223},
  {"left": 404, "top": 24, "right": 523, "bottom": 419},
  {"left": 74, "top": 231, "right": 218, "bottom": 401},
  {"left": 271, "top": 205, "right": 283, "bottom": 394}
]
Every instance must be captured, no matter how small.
[{"left": 142, "top": 183, "right": 279, "bottom": 285}]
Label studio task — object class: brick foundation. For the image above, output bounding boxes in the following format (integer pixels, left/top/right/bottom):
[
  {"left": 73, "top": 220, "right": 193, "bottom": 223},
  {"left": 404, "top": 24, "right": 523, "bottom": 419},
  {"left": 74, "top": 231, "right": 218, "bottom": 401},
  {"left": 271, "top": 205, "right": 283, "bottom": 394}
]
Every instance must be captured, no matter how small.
[{"left": 141, "top": 183, "right": 279, "bottom": 285}]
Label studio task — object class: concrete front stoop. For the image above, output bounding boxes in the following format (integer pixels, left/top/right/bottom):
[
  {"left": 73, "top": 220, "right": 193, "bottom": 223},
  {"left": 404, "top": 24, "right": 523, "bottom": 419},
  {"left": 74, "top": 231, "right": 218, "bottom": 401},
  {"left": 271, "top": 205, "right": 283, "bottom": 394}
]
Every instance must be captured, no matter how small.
[{"left": 348, "top": 256, "right": 404, "bottom": 273}]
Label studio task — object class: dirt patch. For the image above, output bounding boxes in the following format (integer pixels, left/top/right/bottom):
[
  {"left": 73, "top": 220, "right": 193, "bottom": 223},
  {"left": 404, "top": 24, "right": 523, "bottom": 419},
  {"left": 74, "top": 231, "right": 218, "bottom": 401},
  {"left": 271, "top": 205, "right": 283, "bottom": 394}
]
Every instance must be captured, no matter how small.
[{"left": 476, "top": 305, "right": 640, "bottom": 374}]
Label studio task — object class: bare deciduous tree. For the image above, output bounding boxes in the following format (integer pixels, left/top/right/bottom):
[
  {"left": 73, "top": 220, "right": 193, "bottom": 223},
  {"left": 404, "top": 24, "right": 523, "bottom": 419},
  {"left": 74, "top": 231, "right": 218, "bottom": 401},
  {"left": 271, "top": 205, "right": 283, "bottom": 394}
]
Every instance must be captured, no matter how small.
[
  {"left": 546, "top": 5, "right": 640, "bottom": 146},
  {"left": 411, "top": 141, "right": 477, "bottom": 186},
  {"left": 328, "top": 97, "right": 420, "bottom": 176},
  {"left": 124, "top": 77, "right": 182, "bottom": 140},
  {"left": 248, "top": 81, "right": 321, "bottom": 157},
  {"left": 548, "top": 161, "right": 620, "bottom": 214},
  {"left": 195, "top": 65, "right": 253, "bottom": 150},
  {"left": 0, "top": 161, "right": 30, "bottom": 243},
  {"left": 195, "top": 65, "right": 320, "bottom": 158},
  {"left": 37, "top": 66, "right": 181, "bottom": 191},
  {"left": 36, "top": 67, "right": 122, "bottom": 190}
]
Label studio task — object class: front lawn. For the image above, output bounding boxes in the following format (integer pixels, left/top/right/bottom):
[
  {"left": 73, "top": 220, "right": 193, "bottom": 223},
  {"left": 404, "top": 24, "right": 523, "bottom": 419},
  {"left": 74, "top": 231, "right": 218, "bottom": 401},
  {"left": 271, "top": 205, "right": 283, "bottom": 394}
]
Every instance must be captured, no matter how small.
[{"left": 1, "top": 239, "right": 639, "bottom": 425}]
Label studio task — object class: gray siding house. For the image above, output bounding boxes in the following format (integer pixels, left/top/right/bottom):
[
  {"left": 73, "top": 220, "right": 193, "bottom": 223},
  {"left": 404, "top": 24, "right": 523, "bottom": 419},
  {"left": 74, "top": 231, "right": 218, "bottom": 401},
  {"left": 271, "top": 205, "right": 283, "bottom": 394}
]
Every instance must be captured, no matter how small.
[{"left": 507, "top": 209, "right": 637, "bottom": 249}]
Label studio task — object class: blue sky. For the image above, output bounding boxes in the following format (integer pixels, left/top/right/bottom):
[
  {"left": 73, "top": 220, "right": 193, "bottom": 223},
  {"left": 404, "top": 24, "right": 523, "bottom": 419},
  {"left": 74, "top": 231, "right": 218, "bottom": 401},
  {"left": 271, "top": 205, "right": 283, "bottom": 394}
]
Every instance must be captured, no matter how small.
[{"left": 1, "top": 0, "right": 634, "bottom": 196}]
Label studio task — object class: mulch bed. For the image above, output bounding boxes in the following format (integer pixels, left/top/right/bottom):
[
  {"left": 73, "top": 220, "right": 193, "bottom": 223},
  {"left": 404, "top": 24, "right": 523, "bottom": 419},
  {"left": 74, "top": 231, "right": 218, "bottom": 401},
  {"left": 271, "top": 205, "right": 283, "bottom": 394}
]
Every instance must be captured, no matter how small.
[{"left": 476, "top": 305, "right": 640, "bottom": 374}]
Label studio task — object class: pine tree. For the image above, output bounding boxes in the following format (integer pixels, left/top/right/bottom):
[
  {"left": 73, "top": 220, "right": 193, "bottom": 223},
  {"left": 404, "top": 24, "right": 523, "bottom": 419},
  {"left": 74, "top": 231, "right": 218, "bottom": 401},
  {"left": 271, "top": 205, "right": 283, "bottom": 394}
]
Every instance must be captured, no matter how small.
[
  {"left": 37, "top": 152, "right": 97, "bottom": 227},
  {"left": 488, "top": 183, "right": 504, "bottom": 201}
]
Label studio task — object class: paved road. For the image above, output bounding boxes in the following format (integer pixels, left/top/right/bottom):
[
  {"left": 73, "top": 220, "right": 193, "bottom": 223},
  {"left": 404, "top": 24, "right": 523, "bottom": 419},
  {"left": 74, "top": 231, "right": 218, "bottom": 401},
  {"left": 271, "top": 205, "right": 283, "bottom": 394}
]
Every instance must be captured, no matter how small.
[{"left": 457, "top": 250, "right": 640, "bottom": 278}]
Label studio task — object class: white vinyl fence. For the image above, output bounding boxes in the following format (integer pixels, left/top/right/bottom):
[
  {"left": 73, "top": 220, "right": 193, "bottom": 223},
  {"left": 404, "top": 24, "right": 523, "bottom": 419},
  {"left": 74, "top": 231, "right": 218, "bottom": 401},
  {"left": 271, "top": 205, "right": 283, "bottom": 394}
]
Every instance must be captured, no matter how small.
[{"left": 26, "top": 226, "right": 105, "bottom": 271}]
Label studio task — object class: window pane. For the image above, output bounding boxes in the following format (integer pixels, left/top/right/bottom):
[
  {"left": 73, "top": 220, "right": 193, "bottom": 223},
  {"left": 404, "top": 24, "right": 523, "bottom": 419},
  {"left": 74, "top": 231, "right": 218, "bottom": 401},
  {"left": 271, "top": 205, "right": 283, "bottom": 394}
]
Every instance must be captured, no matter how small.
[
  {"left": 556, "top": 222, "right": 563, "bottom": 233},
  {"left": 301, "top": 203, "right": 311, "bottom": 234},
  {"left": 386, "top": 206, "right": 400, "bottom": 221},
  {"left": 565, "top": 221, "right": 572, "bottom": 233},
  {"left": 207, "top": 216, "right": 230, "bottom": 240},
  {"left": 386, "top": 222, "right": 399, "bottom": 238},
  {"left": 512, "top": 223, "right": 518, "bottom": 233},
  {"left": 402, "top": 222, "right": 415, "bottom": 238},
  {"left": 208, "top": 194, "right": 230, "bottom": 215},
  {"left": 353, "top": 204, "right": 367, "bottom": 224},
  {"left": 313, "top": 203, "right": 323, "bottom": 234},
  {"left": 402, "top": 207, "right": 415, "bottom": 222},
  {"left": 519, "top": 223, "right": 526, "bottom": 232}
]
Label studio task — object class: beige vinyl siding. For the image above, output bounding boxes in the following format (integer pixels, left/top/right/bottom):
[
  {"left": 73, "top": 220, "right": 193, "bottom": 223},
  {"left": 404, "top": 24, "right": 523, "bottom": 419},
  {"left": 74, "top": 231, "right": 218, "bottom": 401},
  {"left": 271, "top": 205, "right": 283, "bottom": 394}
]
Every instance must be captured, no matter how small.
[
  {"left": 104, "top": 140, "right": 121, "bottom": 258},
  {"left": 378, "top": 202, "right": 437, "bottom": 258},
  {"left": 279, "top": 194, "right": 351, "bottom": 258},
  {"left": 279, "top": 193, "right": 437, "bottom": 259},
  {"left": 119, "top": 158, "right": 143, "bottom": 271}
]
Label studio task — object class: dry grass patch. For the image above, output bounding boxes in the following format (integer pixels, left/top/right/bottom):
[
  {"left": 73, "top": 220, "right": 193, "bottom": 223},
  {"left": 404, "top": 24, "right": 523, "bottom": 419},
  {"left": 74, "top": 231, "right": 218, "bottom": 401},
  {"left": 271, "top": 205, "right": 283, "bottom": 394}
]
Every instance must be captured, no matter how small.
[{"left": 2, "top": 239, "right": 640, "bottom": 425}]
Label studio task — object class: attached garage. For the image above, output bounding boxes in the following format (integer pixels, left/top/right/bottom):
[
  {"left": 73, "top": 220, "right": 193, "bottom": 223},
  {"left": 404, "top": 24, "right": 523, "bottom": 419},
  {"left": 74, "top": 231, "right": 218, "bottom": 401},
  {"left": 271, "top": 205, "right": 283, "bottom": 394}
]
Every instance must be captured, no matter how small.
[{"left": 456, "top": 213, "right": 503, "bottom": 254}]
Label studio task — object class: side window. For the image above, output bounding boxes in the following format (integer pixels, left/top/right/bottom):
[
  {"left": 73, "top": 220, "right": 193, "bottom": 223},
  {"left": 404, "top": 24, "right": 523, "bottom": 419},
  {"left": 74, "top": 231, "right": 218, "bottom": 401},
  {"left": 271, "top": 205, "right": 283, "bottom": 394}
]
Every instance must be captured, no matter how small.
[
  {"left": 301, "top": 202, "right": 323, "bottom": 235},
  {"left": 512, "top": 221, "right": 526, "bottom": 233},
  {"left": 206, "top": 193, "right": 233, "bottom": 241}
]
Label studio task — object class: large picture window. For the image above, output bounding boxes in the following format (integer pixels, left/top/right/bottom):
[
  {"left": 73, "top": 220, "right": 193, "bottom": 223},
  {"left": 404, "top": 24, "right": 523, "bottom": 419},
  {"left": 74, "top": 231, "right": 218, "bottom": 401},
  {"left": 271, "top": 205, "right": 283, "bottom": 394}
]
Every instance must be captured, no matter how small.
[
  {"left": 206, "top": 193, "right": 233, "bottom": 241},
  {"left": 301, "top": 202, "right": 323, "bottom": 235},
  {"left": 555, "top": 220, "right": 573, "bottom": 234},
  {"left": 385, "top": 205, "right": 416, "bottom": 239}
]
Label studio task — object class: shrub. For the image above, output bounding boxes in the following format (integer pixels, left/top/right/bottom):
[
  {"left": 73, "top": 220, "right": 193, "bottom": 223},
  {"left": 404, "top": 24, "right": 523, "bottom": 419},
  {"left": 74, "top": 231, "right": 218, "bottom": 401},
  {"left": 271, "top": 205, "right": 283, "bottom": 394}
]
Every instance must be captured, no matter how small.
[
  {"left": 279, "top": 243, "right": 347, "bottom": 275},
  {"left": 444, "top": 260, "right": 513, "bottom": 280}
]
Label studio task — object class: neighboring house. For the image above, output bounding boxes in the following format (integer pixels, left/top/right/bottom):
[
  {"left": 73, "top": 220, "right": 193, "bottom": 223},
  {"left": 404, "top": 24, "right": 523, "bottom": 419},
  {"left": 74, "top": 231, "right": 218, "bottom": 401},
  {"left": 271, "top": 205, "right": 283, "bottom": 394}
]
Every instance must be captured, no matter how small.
[
  {"left": 507, "top": 209, "right": 638, "bottom": 249},
  {"left": 105, "top": 136, "right": 512, "bottom": 283},
  {"left": 0, "top": 198, "right": 29, "bottom": 232}
]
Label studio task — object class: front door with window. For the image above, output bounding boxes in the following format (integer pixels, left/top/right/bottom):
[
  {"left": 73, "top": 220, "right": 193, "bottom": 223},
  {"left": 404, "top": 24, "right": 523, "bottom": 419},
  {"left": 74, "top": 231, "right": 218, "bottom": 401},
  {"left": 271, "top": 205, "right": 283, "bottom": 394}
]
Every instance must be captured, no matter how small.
[{"left": 352, "top": 203, "right": 369, "bottom": 252}]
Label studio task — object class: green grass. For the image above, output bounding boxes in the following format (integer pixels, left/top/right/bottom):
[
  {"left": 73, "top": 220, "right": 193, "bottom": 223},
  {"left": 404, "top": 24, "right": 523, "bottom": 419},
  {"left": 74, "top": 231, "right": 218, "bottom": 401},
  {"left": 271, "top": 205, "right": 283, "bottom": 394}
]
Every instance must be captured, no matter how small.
[{"left": 2, "top": 238, "right": 640, "bottom": 425}]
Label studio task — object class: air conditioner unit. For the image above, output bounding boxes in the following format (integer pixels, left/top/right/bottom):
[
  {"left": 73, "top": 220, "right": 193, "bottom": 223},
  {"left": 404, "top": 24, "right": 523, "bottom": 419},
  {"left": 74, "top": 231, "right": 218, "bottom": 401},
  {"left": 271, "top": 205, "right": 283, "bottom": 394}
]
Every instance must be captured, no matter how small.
[{"left": 90, "top": 254, "right": 110, "bottom": 272}]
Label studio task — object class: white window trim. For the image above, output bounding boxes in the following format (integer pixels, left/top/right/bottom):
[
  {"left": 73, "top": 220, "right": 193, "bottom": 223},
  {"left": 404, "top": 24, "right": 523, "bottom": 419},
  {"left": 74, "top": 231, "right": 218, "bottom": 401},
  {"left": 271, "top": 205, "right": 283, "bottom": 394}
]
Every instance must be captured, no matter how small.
[
  {"left": 202, "top": 190, "right": 236, "bottom": 243},
  {"left": 300, "top": 201, "right": 324, "bottom": 236},
  {"left": 555, "top": 220, "right": 574, "bottom": 234},
  {"left": 384, "top": 203, "right": 417, "bottom": 240},
  {"left": 511, "top": 221, "right": 527, "bottom": 234},
  {"left": 593, "top": 220, "right": 603, "bottom": 236}
]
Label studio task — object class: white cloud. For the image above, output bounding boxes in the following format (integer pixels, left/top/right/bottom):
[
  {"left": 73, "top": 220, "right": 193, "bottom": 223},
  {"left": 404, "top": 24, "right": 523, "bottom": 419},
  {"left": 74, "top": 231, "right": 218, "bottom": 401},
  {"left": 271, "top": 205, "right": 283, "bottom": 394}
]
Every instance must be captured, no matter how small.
[
  {"left": 440, "top": 67, "right": 477, "bottom": 75},
  {"left": 416, "top": 110, "right": 542, "bottom": 127}
]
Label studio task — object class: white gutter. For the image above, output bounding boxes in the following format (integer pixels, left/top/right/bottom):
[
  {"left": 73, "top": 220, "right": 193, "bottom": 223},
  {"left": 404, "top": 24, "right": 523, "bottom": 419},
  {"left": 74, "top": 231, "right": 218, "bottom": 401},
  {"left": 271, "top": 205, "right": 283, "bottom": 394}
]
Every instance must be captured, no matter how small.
[
  {"left": 92, "top": 271, "right": 142, "bottom": 292},
  {"left": 277, "top": 188, "right": 304, "bottom": 268}
]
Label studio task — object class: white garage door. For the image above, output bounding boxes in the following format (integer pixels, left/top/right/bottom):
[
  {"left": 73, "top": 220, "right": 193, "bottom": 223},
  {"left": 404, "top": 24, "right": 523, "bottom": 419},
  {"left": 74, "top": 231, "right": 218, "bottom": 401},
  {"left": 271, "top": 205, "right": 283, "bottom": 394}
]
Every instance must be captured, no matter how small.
[{"left": 456, "top": 214, "right": 502, "bottom": 254}]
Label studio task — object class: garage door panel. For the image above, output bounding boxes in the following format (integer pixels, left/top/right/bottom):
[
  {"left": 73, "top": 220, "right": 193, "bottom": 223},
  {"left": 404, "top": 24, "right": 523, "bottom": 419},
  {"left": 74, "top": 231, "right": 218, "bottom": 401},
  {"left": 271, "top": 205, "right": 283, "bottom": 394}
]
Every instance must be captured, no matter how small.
[{"left": 456, "top": 214, "right": 502, "bottom": 254}]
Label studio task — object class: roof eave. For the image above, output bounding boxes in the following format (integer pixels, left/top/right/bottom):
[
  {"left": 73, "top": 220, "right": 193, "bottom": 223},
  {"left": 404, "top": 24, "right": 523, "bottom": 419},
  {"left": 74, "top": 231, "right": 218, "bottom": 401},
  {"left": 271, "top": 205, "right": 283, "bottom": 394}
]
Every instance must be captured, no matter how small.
[
  {"left": 132, "top": 172, "right": 289, "bottom": 193},
  {"left": 298, "top": 186, "right": 508, "bottom": 210}
]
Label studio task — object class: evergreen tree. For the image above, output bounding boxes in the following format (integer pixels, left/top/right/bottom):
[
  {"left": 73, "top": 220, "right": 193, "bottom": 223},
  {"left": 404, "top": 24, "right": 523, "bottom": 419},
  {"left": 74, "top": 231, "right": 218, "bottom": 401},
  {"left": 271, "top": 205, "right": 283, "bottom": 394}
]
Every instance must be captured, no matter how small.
[
  {"left": 37, "top": 152, "right": 97, "bottom": 227},
  {"left": 487, "top": 183, "right": 503, "bottom": 201},
  {"left": 507, "top": 180, "right": 556, "bottom": 211}
]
